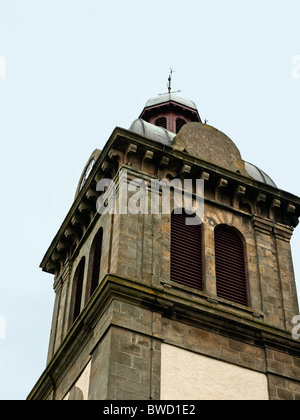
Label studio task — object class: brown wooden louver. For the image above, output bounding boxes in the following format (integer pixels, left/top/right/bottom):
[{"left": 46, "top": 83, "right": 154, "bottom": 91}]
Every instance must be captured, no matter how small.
[
  {"left": 72, "top": 257, "right": 85, "bottom": 323},
  {"left": 214, "top": 225, "right": 248, "bottom": 306},
  {"left": 176, "top": 118, "right": 187, "bottom": 133},
  {"left": 154, "top": 117, "right": 167, "bottom": 129},
  {"left": 170, "top": 212, "right": 203, "bottom": 290},
  {"left": 89, "top": 228, "right": 103, "bottom": 298}
]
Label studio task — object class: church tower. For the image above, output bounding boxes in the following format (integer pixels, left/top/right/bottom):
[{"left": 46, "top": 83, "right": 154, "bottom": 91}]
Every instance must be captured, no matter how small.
[{"left": 28, "top": 88, "right": 300, "bottom": 400}]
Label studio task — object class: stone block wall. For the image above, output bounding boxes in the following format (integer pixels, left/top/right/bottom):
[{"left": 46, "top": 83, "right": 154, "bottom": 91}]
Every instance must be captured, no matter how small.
[
  {"left": 33, "top": 293, "right": 300, "bottom": 400},
  {"left": 39, "top": 169, "right": 300, "bottom": 400}
]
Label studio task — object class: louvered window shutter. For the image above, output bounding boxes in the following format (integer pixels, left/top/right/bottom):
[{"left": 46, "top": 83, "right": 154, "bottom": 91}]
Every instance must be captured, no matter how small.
[
  {"left": 170, "top": 212, "right": 203, "bottom": 290},
  {"left": 176, "top": 118, "right": 187, "bottom": 133},
  {"left": 72, "top": 257, "right": 85, "bottom": 323},
  {"left": 89, "top": 228, "right": 103, "bottom": 299},
  {"left": 214, "top": 225, "right": 248, "bottom": 306},
  {"left": 154, "top": 117, "right": 167, "bottom": 129}
]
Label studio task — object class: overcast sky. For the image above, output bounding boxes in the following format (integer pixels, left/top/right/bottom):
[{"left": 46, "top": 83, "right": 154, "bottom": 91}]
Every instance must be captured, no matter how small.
[{"left": 1, "top": 0, "right": 300, "bottom": 400}]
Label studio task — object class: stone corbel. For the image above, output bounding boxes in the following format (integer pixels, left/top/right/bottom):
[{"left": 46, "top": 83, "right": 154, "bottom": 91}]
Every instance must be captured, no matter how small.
[
  {"left": 78, "top": 201, "right": 95, "bottom": 223},
  {"left": 71, "top": 214, "right": 82, "bottom": 226},
  {"left": 64, "top": 227, "right": 78, "bottom": 242},
  {"left": 94, "top": 170, "right": 102, "bottom": 184},
  {"left": 57, "top": 240, "right": 68, "bottom": 253},
  {"left": 160, "top": 169, "right": 177, "bottom": 180},
  {"left": 215, "top": 178, "right": 228, "bottom": 202},
  {"left": 108, "top": 148, "right": 125, "bottom": 167},
  {"left": 233, "top": 185, "right": 246, "bottom": 209},
  {"left": 44, "top": 241, "right": 67, "bottom": 275},
  {"left": 181, "top": 164, "right": 191, "bottom": 176},
  {"left": 45, "top": 260, "right": 60, "bottom": 276},
  {"left": 255, "top": 192, "right": 266, "bottom": 215},
  {"left": 160, "top": 156, "right": 169, "bottom": 167},
  {"left": 100, "top": 160, "right": 116, "bottom": 178},
  {"left": 51, "top": 250, "right": 64, "bottom": 264},
  {"left": 70, "top": 214, "right": 85, "bottom": 241},
  {"left": 269, "top": 198, "right": 281, "bottom": 220},
  {"left": 141, "top": 150, "right": 154, "bottom": 172},
  {"left": 100, "top": 161, "right": 109, "bottom": 172},
  {"left": 49, "top": 251, "right": 64, "bottom": 275},
  {"left": 125, "top": 143, "right": 137, "bottom": 166},
  {"left": 286, "top": 203, "right": 299, "bottom": 228},
  {"left": 86, "top": 187, "right": 98, "bottom": 203},
  {"left": 64, "top": 227, "right": 79, "bottom": 253},
  {"left": 200, "top": 171, "right": 210, "bottom": 181},
  {"left": 240, "top": 197, "right": 254, "bottom": 214},
  {"left": 157, "top": 156, "right": 170, "bottom": 179}
]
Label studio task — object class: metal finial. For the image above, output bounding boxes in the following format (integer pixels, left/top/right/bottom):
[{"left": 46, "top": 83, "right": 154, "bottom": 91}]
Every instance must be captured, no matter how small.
[
  {"left": 159, "top": 68, "right": 181, "bottom": 96},
  {"left": 168, "top": 68, "right": 173, "bottom": 93}
]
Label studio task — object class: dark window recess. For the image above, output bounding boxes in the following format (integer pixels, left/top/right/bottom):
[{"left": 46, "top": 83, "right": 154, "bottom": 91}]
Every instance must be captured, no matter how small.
[
  {"left": 176, "top": 118, "right": 187, "bottom": 133},
  {"left": 72, "top": 257, "right": 85, "bottom": 323},
  {"left": 88, "top": 228, "right": 103, "bottom": 299},
  {"left": 170, "top": 212, "right": 203, "bottom": 290},
  {"left": 214, "top": 225, "right": 248, "bottom": 306},
  {"left": 154, "top": 117, "right": 167, "bottom": 129}
]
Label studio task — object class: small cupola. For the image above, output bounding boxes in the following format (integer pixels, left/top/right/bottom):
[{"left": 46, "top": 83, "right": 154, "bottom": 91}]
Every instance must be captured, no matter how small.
[{"left": 139, "top": 72, "right": 201, "bottom": 134}]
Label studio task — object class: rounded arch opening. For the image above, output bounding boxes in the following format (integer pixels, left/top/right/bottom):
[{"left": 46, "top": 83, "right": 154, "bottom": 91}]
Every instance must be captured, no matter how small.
[
  {"left": 71, "top": 256, "right": 86, "bottom": 324},
  {"left": 176, "top": 117, "right": 187, "bottom": 133},
  {"left": 154, "top": 117, "right": 167, "bottom": 129},
  {"left": 86, "top": 228, "right": 103, "bottom": 302}
]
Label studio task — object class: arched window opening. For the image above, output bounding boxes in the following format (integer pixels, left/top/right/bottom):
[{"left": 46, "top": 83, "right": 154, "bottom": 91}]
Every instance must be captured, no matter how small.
[
  {"left": 71, "top": 257, "right": 85, "bottom": 323},
  {"left": 170, "top": 211, "right": 203, "bottom": 290},
  {"left": 214, "top": 225, "right": 248, "bottom": 306},
  {"left": 176, "top": 118, "right": 187, "bottom": 133},
  {"left": 154, "top": 117, "right": 167, "bottom": 129},
  {"left": 87, "top": 228, "right": 103, "bottom": 300}
]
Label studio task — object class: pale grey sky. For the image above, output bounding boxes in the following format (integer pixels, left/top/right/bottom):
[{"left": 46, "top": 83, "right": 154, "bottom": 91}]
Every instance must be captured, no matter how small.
[{"left": 1, "top": 0, "right": 300, "bottom": 400}]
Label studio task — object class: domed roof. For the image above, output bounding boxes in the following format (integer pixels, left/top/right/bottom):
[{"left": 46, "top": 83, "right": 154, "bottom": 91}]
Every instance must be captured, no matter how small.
[
  {"left": 244, "top": 161, "right": 277, "bottom": 187},
  {"left": 129, "top": 118, "right": 175, "bottom": 145},
  {"left": 144, "top": 93, "right": 198, "bottom": 111}
]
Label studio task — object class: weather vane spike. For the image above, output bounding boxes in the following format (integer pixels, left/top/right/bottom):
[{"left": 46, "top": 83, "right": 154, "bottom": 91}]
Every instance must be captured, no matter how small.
[
  {"left": 168, "top": 68, "right": 174, "bottom": 94},
  {"left": 158, "top": 68, "right": 181, "bottom": 96}
]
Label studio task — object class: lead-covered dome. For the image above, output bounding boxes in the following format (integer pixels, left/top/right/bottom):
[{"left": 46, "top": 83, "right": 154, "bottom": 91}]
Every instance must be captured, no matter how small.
[
  {"left": 144, "top": 93, "right": 198, "bottom": 111},
  {"left": 129, "top": 118, "right": 175, "bottom": 145},
  {"left": 244, "top": 161, "right": 277, "bottom": 187}
]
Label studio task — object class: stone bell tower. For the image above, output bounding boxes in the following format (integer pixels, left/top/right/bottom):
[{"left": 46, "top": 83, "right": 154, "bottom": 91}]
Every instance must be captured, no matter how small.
[{"left": 28, "top": 91, "right": 300, "bottom": 400}]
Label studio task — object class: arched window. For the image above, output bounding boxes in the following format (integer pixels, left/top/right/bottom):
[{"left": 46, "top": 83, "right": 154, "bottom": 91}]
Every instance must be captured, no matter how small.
[
  {"left": 214, "top": 225, "right": 248, "bottom": 306},
  {"left": 154, "top": 117, "right": 167, "bottom": 129},
  {"left": 71, "top": 257, "right": 85, "bottom": 323},
  {"left": 176, "top": 118, "right": 187, "bottom": 133},
  {"left": 170, "top": 211, "right": 203, "bottom": 290},
  {"left": 87, "top": 228, "right": 103, "bottom": 300}
]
